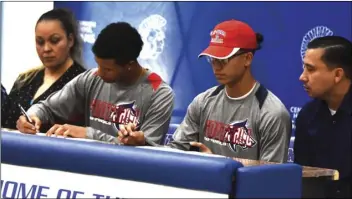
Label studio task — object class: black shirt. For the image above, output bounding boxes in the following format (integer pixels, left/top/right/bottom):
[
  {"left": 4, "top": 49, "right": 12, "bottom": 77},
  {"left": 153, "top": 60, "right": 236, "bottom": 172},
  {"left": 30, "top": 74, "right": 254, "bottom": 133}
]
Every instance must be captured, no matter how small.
[
  {"left": 1, "top": 63, "right": 86, "bottom": 130},
  {"left": 294, "top": 84, "right": 352, "bottom": 198},
  {"left": 1, "top": 84, "right": 8, "bottom": 116}
]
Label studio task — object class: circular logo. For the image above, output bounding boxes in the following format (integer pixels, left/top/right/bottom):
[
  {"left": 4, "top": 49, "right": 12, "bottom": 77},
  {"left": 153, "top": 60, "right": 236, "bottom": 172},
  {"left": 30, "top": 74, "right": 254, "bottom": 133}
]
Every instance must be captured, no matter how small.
[
  {"left": 138, "top": 14, "right": 167, "bottom": 60},
  {"left": 300, "top": 26, "right": 334, "bottom": 61}
]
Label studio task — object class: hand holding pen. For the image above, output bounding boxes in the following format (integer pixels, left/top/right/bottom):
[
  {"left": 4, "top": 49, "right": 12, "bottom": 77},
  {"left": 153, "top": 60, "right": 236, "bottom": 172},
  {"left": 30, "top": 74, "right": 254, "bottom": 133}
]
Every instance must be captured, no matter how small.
[
  {"left": 16, "top": 104, "right": 41, "bottom": 134},
  {"left": 117, "top": 123, "right": 146, "bottom": 146}
]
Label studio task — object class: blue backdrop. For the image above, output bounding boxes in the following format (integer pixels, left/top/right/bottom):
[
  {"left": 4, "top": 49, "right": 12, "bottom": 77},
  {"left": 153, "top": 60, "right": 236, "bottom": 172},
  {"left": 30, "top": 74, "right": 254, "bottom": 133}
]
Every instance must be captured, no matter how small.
[{"left": 54, "top": 2, "right": 352, "bottom": 134}]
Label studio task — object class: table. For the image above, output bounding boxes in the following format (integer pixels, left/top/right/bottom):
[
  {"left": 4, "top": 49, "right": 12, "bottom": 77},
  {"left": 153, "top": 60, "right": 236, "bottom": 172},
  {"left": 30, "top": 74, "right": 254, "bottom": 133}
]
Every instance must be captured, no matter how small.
[
  {"left": 4, "top": 129, "right": 337, "bottom": 181},
  {"left": 2, "top": 129, "right": 339, "bottom": 198},
  {"left": 141, "top": 146, "right": 340, "bottom": 197},
  {"left": 233, "top": 157, "right": 340, "bottom": 198},
  {"left": 1, "top": 128, "right": 103, "bottom": 143},
  {"left": 233, "top": 157, "right": 339, "bottom": 180},
  {"left": 1, "top": 130, "right": 240, "bottom": 198}
]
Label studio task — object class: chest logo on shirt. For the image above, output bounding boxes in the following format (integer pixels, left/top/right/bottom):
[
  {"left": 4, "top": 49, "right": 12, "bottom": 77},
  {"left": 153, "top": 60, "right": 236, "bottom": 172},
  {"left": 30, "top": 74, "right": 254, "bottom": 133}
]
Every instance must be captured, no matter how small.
[
  {"left": 205, "top": 119, "right": 257, "bottom": 152},
  {"left": 90, "top": 99, "right": 140, "bottom": 130}
]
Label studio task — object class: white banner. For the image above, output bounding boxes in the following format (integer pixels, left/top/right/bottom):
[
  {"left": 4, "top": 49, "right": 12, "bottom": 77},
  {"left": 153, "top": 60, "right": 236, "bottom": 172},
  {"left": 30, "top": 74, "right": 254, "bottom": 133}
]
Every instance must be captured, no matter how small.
[{"left": 1, "top": 164, "right": 227, "bottom": 198}]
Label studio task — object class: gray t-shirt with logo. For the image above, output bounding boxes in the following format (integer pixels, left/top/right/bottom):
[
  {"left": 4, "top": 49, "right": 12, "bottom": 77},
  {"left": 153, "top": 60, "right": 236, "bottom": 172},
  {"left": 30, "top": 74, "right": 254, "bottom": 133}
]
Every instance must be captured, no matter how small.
[
  {"left": 28, "top": 69, "right": 175, "bottom": 145},
  {"left": 168, "top": 83, "right": 291, "bottom": 163}
]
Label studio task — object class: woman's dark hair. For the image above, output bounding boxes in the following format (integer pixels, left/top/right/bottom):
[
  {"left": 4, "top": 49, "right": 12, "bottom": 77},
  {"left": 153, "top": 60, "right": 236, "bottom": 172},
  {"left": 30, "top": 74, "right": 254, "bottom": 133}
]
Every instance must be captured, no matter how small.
[
  {"left": 92, "top": 22, "right": 144, "bottom": 66},
  {"left": 37, "top": 8, "right": 83, "bottom": 65},
  {"left": 15, "top": 8, "right": 84, "bottom": 91}
]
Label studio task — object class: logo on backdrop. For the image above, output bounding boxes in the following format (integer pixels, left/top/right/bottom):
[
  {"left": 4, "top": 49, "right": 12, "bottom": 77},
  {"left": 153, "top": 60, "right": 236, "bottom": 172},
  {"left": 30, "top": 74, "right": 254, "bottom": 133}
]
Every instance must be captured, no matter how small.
[
  {"left": 138, "top": 14, "right": 167, "bottom": 60},
  {"left": 300, "top": 26, "right": 334, "bottom": 61},
  {"left": 79, "top": 20, "right": 97, "bottom": 44},
  {"left": 290, "top": 106, "right": 302, "bottom": 130}
]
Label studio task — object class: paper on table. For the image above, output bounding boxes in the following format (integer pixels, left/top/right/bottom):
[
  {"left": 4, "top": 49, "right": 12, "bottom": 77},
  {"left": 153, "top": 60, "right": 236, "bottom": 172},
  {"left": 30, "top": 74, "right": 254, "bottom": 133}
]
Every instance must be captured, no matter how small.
[
  {"left": 137, "top": 146, "right": 227, "bottom": 159},
  {"left": 1, "top": 128, "right": 99, "bottom": 143}
]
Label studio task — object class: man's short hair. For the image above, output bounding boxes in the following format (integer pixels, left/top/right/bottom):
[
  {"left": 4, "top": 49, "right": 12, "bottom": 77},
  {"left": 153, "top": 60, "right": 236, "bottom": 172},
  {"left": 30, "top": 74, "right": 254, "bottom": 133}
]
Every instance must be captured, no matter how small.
[
  {"left": 92, "top": 22, "right": 144, "bottom": 66},
  {"left": 307, "top": 36, "right": 352, "bottom": 79}
]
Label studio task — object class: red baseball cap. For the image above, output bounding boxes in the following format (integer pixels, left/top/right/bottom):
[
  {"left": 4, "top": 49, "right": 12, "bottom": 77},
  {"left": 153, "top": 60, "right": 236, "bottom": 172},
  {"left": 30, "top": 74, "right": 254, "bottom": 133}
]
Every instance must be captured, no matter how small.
[{"left": 199, "top": 19, "right": 257, "bottom": 59}]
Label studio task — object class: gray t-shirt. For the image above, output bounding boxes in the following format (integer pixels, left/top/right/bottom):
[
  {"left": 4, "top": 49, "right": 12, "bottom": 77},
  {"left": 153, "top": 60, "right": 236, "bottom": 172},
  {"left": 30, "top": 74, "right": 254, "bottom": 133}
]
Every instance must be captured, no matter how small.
[
  {"left": 168, "top": 83, "right": 291, "bottom": 163},
  {"left": 28, "top": 69, "right": 175, "bottom": 145}
]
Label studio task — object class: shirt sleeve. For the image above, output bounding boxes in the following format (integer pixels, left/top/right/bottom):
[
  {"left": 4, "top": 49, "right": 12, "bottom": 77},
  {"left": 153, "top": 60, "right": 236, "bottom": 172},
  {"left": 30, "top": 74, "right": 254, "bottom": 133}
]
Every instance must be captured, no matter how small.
[
  {"left": 167, "top": 94, "right": 203, "bottom": 150},
  {"left": 258, "top": 103, "right": 292, "bottom": 163},
  {"left": 139, "top": 85, "right": 175, "bottom": 146}
]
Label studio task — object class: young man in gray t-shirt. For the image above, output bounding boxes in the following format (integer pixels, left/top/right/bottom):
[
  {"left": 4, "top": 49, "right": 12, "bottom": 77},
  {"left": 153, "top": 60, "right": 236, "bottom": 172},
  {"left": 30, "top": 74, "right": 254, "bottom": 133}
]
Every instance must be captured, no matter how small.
[
  {"left": 16, "top": 22, "right": 174, "bottom": 146},
  {"left": 119, "top": 20, "right": 291, "bottom": 163}
]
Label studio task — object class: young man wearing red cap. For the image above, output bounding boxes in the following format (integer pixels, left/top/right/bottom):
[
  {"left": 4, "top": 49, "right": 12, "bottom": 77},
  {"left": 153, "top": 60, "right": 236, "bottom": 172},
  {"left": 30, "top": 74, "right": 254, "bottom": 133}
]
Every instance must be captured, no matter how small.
[{"left": 118, "top": 20, "right": 291, "bottom": 163}]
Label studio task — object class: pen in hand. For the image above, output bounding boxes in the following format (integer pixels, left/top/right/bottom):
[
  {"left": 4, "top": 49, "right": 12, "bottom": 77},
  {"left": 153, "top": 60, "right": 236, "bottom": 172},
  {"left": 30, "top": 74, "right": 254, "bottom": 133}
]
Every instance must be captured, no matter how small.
[
  {"left": 18, "top": 104, "right": 38, "bottom": 132},
  {"left": 119, "top": 123, "right": 140, "bottom": 138}
]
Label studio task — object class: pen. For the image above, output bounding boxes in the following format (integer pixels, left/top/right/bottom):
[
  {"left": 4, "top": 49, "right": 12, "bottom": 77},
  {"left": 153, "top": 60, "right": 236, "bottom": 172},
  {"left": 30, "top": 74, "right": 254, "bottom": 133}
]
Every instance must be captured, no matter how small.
[{"left": 18, "top": 104, "right": 34, "bottom": 125}]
